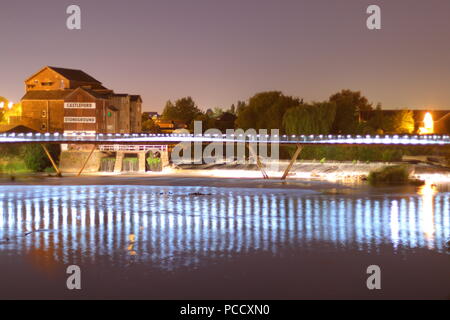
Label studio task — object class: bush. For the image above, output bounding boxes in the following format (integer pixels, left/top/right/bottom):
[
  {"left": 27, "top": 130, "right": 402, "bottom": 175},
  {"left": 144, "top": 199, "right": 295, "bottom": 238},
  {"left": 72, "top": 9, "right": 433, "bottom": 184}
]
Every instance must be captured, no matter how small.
[
  {"left": 368, "top": 165, "right": 413, "bottom": 186},
  {"left": 284, "top": 145, "right": 411, "bottom": 162},
  {"left": 22, "top": 144, "right": 60, "bottom": 172},
  {"left": 147, "top": 157, "right": 162, "bottom": 172},
  {"left": 123, "top": 157, "right": 138, "bottom": 163}
]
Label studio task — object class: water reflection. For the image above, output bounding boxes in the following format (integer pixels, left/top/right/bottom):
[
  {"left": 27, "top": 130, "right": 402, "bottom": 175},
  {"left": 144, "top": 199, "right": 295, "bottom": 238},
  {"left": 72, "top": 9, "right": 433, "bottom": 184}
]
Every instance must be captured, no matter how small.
[
  {"left": 0, "top": 185, "right": 448, "bottom": 270},
  {"left": 418, "top": 181, "right": 438, "bottom": 244}
]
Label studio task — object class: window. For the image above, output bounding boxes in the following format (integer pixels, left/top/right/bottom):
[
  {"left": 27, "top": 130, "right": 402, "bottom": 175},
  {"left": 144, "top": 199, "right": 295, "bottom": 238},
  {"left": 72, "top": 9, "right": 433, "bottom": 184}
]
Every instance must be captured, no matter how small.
[
  {"left": 41, "top": 123, "right": 47, "bottom": 131},
  {"left": 41, "top": 82, "right": 53, "bottom": 86},
  {"left": 27, "top": 85, "right": 35, "bottom": 89},
  {"left": 41, "top": 110, "right": 47, "bottom": 118}
]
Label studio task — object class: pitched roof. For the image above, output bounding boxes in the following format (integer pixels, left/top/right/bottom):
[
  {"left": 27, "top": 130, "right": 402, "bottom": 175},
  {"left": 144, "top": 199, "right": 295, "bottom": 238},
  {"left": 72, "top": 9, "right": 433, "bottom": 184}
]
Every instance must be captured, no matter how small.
[
  {"left": 21, "top": 90, "right": 73, "bottom": 100},
  {"left": 63, "top": 87, "right": 111, "bottom": 100},
  {"left": 48, "top": 67, "right": 102, "bottom": 83},
  {"left": 4, "top": 125, "right": 39, "bottom": 134},
  {"left": 130, "top": 95, "right": 142, "bottom": 102},
  {"left": 81, "top": 88, "right": 111, "bottom": 99},
  {"left": 21, "top": 87, "right": 110, "bottom": 101}
]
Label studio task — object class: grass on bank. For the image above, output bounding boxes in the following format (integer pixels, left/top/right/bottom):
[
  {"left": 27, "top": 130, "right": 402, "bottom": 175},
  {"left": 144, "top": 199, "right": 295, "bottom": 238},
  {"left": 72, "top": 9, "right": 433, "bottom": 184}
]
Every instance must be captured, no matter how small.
[{"left": 0, "top": 144, "right": 60, "bottom": 175}]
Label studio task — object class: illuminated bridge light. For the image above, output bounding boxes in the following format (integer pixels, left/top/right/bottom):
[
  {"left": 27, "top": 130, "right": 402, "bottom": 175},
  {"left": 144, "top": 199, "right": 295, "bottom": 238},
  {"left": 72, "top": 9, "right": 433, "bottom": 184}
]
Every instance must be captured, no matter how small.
[{"left": 0, "top": 133, "right": 449, "bottom": 145}]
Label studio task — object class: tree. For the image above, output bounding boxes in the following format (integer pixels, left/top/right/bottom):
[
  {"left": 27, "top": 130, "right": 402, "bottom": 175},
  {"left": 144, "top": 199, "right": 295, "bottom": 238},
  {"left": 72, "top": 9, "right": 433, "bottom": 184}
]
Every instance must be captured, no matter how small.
[
  {"left": 283, "top": 102, "right": 337, "bottom": 135},
  {"left": 22, "top": 144, "right": 61, "bottom": 172},
  {"left": 0, "top": 96, "right": 8, "bottom": 123},
  {"left": 216, "top": 112, "right": 237, "bottom": 132},
  {"left": 366, "top": 103, "right": 385, "bottom": 134},
  {"left": 161, "top": 97, "right": 202, "bottom": 127},
  {"left": 384, "top": 110, "right": 415, "bottom": 134},
  {"left": 329, "top": 90, "right": 372, "bottom": 134},
  {"left": 188, "top": 113, "right": 216, "bottom": 132},
  {"left": 212, "top": 107, "right": 225, "bottom": 118},
  {"left": 229, "top": 104, "right": 236, "bottom": 115},
  {"left": 235, "top": 91, "right": 299, "bottom": 132},
  {"left": 235, "top": 101, "right": 246, "bottom": 114}
]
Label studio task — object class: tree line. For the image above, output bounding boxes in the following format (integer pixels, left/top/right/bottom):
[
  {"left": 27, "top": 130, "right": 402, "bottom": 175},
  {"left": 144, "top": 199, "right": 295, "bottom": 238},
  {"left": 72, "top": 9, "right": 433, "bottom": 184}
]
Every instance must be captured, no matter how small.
[{"left": 143, "top": 90, "right": 415, "bottom": 136}]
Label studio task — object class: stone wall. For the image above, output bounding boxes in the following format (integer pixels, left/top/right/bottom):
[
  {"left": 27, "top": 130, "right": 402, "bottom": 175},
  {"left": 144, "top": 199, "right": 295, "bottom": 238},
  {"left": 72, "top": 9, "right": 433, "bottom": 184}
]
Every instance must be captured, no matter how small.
[{"left": 59, "top": 150, "right": 108, "bottom": 173}]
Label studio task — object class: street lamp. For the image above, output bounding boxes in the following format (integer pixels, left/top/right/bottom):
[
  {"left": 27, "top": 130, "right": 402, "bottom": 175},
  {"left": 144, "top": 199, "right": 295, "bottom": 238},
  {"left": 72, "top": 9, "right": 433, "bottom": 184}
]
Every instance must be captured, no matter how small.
[
  {"left": 7, "top": 102, "right": 13, "bottom": 110},
  {"left": 0, "top": 102, "right": 4, "bottom": 109}
]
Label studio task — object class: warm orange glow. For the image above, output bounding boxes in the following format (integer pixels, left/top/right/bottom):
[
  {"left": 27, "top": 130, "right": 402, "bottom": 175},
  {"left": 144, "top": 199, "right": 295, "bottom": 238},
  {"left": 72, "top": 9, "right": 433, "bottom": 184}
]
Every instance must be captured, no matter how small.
[
  {"left": 419, "top": 112, "right": 434, "bottom": 134},
  {"left": 128, "top": 234, "right": 137, "bottom": 256},
  {"left": 418, "top": 181, "right": 437, "bottom": 243}
]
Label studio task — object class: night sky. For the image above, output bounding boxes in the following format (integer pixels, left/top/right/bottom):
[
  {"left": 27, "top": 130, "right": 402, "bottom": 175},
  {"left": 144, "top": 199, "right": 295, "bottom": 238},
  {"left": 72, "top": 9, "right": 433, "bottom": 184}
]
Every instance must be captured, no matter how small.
[{"left": 1, "top": 0, "right": 450, "bottom": 112}]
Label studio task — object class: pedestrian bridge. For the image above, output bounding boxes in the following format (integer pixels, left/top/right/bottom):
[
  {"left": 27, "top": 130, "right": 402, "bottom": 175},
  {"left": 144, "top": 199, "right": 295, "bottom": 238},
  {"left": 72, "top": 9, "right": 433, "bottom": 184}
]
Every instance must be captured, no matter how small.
[
  {"left": 0, "top": 132, "right": 449, "bottom": 146},
  {"left": 1, "top": 132, "right": 448, "bottom": 179}
]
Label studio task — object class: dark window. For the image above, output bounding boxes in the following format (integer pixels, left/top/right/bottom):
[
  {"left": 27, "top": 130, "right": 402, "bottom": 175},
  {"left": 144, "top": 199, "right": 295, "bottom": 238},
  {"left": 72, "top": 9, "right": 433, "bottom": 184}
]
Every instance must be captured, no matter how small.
[
  {"left": 41, "top": 123, "right": 47, "bottom": 131},
  {"left": 41, "top": 82, "right": 53, "bottom": 86}
]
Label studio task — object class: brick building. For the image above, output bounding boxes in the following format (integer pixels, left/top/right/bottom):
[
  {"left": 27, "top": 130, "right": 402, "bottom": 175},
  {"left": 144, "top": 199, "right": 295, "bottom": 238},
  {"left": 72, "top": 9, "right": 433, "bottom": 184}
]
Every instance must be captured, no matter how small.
[{"left": 20, "top": 66, "right": 142, "bottom": 134}]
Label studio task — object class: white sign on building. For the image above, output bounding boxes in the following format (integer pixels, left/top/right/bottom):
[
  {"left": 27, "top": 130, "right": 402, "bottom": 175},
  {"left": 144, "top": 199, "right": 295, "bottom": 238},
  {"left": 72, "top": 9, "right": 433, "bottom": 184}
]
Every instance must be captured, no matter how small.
[
  {"left": 64, "top": 102, "right": 96, "bottom": 109},
  {"left": 64, "top": 117, "right": 96, "bottom": 124}
]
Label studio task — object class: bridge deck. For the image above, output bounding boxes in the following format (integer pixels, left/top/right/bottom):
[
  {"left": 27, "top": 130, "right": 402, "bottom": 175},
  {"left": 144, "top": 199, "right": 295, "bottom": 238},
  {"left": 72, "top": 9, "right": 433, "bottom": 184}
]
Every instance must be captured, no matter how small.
[{"left": 0, "top": 133, "right": 449, "bottom": 146}]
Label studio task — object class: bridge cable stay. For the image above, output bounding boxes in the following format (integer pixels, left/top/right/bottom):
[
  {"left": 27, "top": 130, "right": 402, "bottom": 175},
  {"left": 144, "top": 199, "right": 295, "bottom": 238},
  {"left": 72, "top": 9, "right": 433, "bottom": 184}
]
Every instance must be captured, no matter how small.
[
  {"left": 281, "top": 144, "right": 303, "bottom": 180},
  {"left": 247, "top": 143, "right": 269, "bottom": 179},
  {"left": 77, "top": 145, "right": 97, "bottom": 177},
  {"left": 41, "top": 144, "right": 62, "bottom": 177}
]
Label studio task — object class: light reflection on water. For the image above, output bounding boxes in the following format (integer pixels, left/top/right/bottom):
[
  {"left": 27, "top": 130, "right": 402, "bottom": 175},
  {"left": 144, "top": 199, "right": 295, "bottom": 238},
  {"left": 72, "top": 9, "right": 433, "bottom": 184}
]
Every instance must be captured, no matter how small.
[{"left": 0, "top": 185, "right": 448, "bottom": 270}]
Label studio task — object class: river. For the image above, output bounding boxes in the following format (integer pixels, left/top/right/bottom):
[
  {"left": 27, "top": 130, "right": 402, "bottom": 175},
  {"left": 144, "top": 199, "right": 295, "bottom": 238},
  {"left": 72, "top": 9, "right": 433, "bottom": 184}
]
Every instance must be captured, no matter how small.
[{"left": 0, "top": 180, "right": 449, "bottom": 299}]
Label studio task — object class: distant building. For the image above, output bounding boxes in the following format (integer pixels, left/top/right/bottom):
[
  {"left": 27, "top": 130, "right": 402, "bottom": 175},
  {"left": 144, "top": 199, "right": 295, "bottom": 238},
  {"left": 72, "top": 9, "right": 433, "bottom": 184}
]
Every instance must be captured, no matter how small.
[
  {"left": 155, "top": 119, "right": 187, "bottom": 133},
  {"left": 19, "top": 66, "right": 142, "bottom": 134},
  {"left": 142, "top": 111, "right": 160, "bottom": 121}
]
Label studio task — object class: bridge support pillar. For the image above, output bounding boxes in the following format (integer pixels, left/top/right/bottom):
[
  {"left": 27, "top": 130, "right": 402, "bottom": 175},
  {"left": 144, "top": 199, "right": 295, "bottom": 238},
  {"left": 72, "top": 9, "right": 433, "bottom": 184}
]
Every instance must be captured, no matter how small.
[
  {"left": 138, "top": 152, "right": 146, "bottom": 173},
  {"left": 41, "top": 144, "right": 62, "bottom": 177},
  {"left": 114, "top": 152, "right": 124, "bottom": 173},
  {"left": 281, "top": 144, "right": 303, "bottom": 180}
]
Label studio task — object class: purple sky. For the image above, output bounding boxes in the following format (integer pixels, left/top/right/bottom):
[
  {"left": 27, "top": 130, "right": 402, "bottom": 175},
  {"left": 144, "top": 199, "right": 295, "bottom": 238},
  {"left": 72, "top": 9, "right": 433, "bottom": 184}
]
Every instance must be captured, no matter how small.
[{"left": 1, "top": 0, "right": 450, "bottom": 112}]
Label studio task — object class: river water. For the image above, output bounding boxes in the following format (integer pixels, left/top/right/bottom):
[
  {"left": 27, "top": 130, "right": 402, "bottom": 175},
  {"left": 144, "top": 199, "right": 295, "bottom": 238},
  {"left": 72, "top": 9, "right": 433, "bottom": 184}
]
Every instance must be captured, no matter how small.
[{"left": 0, "top": 183, "right": 449, "bottom": 299}]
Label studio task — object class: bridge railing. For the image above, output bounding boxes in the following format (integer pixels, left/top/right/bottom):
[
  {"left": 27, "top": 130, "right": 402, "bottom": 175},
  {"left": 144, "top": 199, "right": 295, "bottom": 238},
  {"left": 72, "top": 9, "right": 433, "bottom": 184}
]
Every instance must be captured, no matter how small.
[
  {"left": 99, "top": 145, "right": 168, "bottom": 152},
  {"left": 0, "top": 132, "right": 449, "bottom": 145}
]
